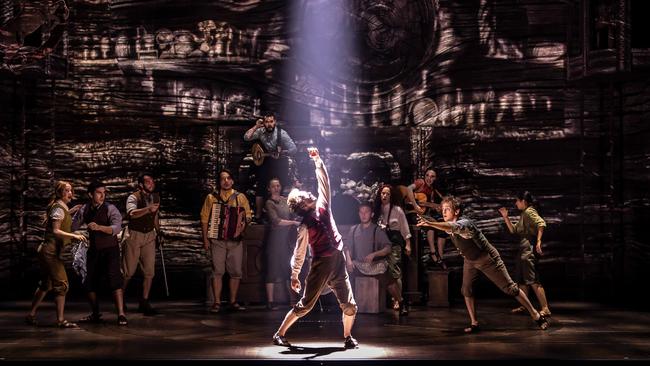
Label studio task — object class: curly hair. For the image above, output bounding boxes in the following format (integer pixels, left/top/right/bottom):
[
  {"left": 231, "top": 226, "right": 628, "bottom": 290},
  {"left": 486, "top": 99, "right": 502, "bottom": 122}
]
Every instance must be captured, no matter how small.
[
  {"left": 287, "top": 188, "right": 315, "bottom": 216},
  {"left": 440, "top": 195, "right": 462, "bottom": 215}
]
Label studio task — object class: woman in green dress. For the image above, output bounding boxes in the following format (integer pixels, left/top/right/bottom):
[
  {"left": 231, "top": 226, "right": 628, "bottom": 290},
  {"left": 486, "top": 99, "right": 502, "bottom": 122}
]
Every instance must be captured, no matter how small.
[{"left": 25, "top": 181, "right": 87, "bottom": 328}]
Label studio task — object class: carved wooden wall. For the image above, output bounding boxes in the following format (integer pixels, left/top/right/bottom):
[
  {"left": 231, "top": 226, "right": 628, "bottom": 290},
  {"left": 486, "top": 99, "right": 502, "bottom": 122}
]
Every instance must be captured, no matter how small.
[{"left": 1, "top": 0, "right": 648, "bottom": 305}]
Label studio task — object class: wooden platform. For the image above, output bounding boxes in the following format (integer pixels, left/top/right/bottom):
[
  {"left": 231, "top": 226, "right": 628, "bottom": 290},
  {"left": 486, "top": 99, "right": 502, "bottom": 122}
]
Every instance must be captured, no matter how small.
[{"left": 1, "top": 299, "right": 649, "bottom": 362}]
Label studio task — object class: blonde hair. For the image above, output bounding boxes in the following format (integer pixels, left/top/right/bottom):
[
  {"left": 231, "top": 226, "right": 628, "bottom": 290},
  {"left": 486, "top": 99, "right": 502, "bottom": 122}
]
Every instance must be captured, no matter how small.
[
  {"left": 287, "top": 188, "right": 314, "bottom": 216},
  {"left": 44, "top": 181, "right": 73, "bottom": 225}
]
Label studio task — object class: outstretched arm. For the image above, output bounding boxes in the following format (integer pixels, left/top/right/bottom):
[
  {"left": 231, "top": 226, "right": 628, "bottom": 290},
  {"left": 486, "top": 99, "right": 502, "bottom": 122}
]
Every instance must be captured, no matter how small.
[{"left": 416, "top": 215, "right": 454, "bottom": 232}]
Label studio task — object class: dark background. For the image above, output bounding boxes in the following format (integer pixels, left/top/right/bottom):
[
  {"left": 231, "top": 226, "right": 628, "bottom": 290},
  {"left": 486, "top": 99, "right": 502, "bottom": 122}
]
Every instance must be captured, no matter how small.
[{"left": 1, "top": 0, "right": 649, "bottom": 308}]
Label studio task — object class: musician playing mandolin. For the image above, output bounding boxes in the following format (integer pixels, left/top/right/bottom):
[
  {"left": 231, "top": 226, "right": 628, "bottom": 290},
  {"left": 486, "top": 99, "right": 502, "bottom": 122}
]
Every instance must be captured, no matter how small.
[
  {"left": 401, "top": 169, "right": 448, "bottom": 269},
  {"left": 243, "top": 112, "right": 297, "bottom": 222}
]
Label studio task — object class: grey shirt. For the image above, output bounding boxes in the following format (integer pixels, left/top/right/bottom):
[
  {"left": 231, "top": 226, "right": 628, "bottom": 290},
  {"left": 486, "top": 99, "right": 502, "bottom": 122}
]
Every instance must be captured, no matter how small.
[
  {"left": 244, "top": 126, "right": 297, "bottom": 154},
  {"left": 347, "top": 223, "right": 391, "bottom": 261},
  {"left": 448, "top": 217, "right": 495, "bottom": 261}
]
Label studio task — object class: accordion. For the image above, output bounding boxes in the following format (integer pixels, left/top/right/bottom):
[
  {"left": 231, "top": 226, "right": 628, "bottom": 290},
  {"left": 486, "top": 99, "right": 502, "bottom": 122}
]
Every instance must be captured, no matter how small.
[{"left": 208, "top": 202, "right": 246, "bottom": 241}]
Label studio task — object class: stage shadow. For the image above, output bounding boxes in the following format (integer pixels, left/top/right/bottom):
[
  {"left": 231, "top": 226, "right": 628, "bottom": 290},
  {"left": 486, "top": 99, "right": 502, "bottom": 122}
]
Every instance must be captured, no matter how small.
[{"left": 280, "top": 345, "right": 347, "bottom": 360}]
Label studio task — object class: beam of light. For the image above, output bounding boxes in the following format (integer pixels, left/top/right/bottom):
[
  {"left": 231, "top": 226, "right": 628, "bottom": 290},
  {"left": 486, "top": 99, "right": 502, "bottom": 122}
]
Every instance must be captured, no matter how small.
[
  {"left": 284, "top": 0, "right": 355, "bottom": 127},
  {"left": 254, "top": 342, "right": 390, "bottom": 360}
]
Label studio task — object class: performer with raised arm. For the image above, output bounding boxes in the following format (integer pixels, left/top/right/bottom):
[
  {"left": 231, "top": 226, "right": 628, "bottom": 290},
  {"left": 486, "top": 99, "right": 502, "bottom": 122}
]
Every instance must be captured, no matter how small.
[
  {"left": 272, "top": 147, "right": 358, "bottom": 349},
  {"left": 417, "top": 196, "right": 550, "bottom": 333}
]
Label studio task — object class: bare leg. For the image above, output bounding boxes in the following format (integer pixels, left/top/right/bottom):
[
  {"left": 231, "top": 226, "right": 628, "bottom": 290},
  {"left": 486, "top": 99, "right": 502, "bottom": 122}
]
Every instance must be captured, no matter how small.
[
  {"left": 54, "top": 295, "right": 66, "bottom": 322},
  {"left": 277, "top": 309, "right": 300, "bottom": 336},
  {"left": 531, "top": 283, "right": 551, "bottom": 314},
  {"left": 211, "top": 275, "right": 223, "bottom": 306},
  {"left": 513, "top": 288, "right": 541, "bottom": 320},
  {"left": 387, "top": 282, "right": 402, "bottom": 304},
  {"left": 464, "top": 296, "right": 479, "bottom": 326},
  {"left": 342, "top": 313, "right": 356, "bottom": 338},
  {"left": 113, "top": 288, "right": 126, "bottom": 316},
  {"left": 266, "top": 282, "right": 274, "bottom": 303},
  {"left": 143, "top": 277, "right": 153, "bottom": 301},
  {"left": 229, "top": 278, "right": 240, "bottom": 304},
  {"left": 28, "top": 288, "right": 47, "bottom": 317},
  {"left": 436, "top": 237, "right": 446, "bottom": 260}
]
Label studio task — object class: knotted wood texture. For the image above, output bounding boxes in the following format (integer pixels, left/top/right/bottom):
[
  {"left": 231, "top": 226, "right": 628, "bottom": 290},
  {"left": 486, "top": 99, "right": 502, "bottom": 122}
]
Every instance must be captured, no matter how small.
[{"left": 1, "top": 0, "right": 648, "bottom": 301}]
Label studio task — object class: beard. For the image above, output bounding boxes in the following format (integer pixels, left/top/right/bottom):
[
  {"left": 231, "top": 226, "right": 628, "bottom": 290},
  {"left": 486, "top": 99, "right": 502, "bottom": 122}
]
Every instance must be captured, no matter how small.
[{"left": 265, "top": 126, "right": 275, "bottom": 133}]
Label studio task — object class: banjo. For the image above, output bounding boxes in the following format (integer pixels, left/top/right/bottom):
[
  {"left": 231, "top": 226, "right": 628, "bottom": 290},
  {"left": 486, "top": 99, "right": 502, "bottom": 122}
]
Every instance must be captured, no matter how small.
[
  {"left": 250, "top": 125, "right": 291, "bottom": 166},
  {"left": 251, "top": 142, "right": 290, "bottom": 167}
]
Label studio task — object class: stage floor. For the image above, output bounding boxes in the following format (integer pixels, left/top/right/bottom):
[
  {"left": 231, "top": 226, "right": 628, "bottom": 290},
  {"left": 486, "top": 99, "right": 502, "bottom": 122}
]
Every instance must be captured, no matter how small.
[{"left": 1, "top": 299, "right": 648, "bottom": 362}]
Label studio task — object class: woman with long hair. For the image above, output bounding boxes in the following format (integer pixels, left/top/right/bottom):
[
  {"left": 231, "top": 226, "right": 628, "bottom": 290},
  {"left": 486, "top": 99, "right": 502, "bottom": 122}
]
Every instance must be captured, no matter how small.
[
  {"left": 26, "top": 180, "right": 87, "bottom": 328},
  {"left": 499, "top": 191, "right": 552, "bottom": 317},
  {"left": 374, "top": 184, "right": 412, "bottom": 315}
]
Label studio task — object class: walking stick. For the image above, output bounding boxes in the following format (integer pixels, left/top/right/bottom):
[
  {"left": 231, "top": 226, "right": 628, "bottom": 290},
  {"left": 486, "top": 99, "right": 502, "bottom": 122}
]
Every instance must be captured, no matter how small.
[{"left": 157, "top": 232, "right": 170, "bottom": 297}]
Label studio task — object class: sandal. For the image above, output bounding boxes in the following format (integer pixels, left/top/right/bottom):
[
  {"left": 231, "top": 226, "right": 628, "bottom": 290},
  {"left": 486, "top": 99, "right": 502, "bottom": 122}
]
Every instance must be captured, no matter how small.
[
  {"left": 535, "top": 315, "right": 550, "bottom": 330},
  {"left": 431, "top": 252, "right": 448, "bottom": 270},
  {"left": 56, "top": 319, "right": 79, "bottom": 329},
  {"left": 117, "top": 315, "right": 128, "bottom": 326},
  {"left": 209, "top": 303, "right": 221, "bottom": 313},
  {"left": 229, "top": 302, "right": 246, "bottom": 311},
  {"left": 539, "top": 308, "right": 552, "bottom": 317},
  {"left": 25, "top": 314, "right": 38, "bottom": 326},
  {"left": 392, "top": 299, "right": 400, "bottom": 311},
  {"left": 79, "top": 313, "right": 103, "bottom": 324},
  {"left": 464, "top": 323, "right": 481, "bottom": 334}
]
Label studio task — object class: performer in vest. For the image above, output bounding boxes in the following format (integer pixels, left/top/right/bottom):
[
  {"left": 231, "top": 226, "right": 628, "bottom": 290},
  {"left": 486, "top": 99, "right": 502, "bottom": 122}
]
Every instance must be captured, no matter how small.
[
  {"left": 25, "top": 181, "right": 87, "bottom": 328},
  {"left": 344, "top": 201, "right": 405, "bottom": 315},
  {"left": 417, "top": 196, "right": 550, "bottom": 333},
  {"left": 243, "top": 112, "right": 297, "bottom": 222},
  {"left": 200, "top": 169, "right": 252, "bottom": 313},
  {"left": 272, "top": 147, "right": 359, "bottom": 349},
  {"left": 122, "top": 172, "right": 161, "bottom": 316},
  {"left": 72, "top": 181, "right": 127, "bottom": 326}
]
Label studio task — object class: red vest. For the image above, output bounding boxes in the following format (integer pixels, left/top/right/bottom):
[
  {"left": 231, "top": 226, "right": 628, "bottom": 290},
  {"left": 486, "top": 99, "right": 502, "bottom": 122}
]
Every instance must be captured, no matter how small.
[{"left": 303, "top": 207, "right": 341, "bottom": 258}]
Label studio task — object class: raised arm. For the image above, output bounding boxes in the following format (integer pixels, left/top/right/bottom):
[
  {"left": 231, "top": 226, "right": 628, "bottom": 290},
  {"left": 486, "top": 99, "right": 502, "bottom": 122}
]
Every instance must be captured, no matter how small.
[
  {"left": 243, "top": 118, "right": 264, "bottom": 141},
  {"left": 309, "top": 148, "right": 331, "bottom": 208}
]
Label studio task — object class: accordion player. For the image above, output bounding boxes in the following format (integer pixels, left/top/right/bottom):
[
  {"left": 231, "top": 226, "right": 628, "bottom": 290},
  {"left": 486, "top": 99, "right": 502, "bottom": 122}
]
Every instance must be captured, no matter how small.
[{"left": 207, "top": 202, "right": 246, "bottom": 241}]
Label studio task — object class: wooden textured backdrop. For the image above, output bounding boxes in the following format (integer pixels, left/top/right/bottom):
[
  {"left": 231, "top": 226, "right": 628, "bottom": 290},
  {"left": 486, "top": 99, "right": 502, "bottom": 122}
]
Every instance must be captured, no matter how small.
[{"left": 1, "top": 0, "right": 648, "bottom": 305}]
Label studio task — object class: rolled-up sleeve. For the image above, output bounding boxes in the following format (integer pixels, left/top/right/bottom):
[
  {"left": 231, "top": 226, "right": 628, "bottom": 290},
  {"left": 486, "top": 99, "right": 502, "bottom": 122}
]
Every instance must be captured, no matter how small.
[
  {"left": 126, "top": 194, "right": 138, "bottom": 216},
  {"left": 107, "top": 204, "right": 123, "bottom": 236},
  {"left": 527, "top": 208, "right": 546, "bottom": 228},
  {"left": 396, "top": 207, "right": 412, "bottom": 240},
  {"left": 71, "top": 204, "right": 86, "bottom": 231},
  {"left": 290, "top": 225, "right": 309, "bottom": 280}
]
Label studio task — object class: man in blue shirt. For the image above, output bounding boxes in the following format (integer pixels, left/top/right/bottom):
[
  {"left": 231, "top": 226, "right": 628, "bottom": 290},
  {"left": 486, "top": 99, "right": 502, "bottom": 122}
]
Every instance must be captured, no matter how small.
[{"left": 244, "top": 112, "right": 297, "bottom": 222}]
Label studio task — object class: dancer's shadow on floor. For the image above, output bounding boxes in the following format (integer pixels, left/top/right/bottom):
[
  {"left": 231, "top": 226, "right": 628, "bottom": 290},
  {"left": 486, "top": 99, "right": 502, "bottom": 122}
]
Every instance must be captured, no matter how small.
[{"left": 280, "top": 345, "right": 347, "bottom": 360}]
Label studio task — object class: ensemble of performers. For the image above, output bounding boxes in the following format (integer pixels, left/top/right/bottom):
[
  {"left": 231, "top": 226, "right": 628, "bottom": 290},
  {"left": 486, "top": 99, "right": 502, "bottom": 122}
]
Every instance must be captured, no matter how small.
[{"left": 26, "top": 112, "right": 552, "bottom": 349}]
